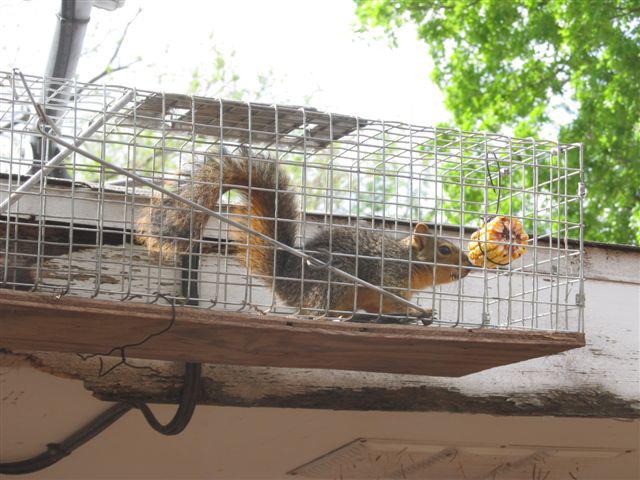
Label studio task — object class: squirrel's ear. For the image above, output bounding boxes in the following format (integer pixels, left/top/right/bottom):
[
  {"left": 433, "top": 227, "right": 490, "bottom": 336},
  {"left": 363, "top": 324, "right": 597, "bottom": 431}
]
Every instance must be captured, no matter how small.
[{"left": 412, "top": 223, "right": 431, "bottom": 250}]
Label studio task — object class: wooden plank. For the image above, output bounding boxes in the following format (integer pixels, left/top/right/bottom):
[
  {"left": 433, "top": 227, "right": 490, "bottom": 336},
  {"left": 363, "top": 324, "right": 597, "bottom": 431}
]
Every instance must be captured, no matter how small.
[
  {"left": 0, "top": 289, "right": 584, "bottom": 377},
  {"left": 127, "top": 93, "right": 364, "bottom": 151}
]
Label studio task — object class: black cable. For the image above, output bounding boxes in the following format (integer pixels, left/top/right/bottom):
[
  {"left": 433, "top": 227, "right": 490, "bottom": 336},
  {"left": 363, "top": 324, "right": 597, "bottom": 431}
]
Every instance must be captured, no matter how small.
[
  {"left": 0, "top": 251, "right": 204, "bottom": 473},
  {"left": 0, "top": 358, "right": 200, "bottom": 474},
  {"left": 134, "top": 250, "right": 202, "bottom": 435},
  {"left": 0, "top": 403, "right": 132, "bottom": 475},
  {"left": 135, "top": 362, "right": 202, "bottom": 436}
]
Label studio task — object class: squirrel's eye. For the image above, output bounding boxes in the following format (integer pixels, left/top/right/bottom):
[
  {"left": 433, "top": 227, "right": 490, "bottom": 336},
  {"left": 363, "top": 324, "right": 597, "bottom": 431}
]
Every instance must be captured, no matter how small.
[{"left": 438, "top": 246, "right": 452, "bottom": 255}]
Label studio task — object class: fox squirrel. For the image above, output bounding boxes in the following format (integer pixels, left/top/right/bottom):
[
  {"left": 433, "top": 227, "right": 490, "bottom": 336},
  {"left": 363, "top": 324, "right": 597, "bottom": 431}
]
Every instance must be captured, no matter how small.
[{"left": 136, "top": 150, "right": 472, "bottom": 321}]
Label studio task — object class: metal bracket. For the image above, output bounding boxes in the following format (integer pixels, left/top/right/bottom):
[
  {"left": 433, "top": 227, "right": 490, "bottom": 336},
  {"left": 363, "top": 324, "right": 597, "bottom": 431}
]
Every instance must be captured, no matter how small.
[{"left": 578, "top": 182, "right": 587, "bottom": 198}]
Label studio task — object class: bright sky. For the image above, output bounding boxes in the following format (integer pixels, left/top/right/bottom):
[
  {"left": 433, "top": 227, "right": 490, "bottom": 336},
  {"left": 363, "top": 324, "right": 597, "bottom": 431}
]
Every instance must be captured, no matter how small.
[{"left": 1, "top": 0, "right": 450, "bottom": 127}]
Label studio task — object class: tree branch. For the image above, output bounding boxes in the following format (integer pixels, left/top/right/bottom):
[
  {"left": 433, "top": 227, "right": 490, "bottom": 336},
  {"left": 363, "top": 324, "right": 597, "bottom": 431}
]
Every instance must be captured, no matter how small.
[
  {"left": 86, "top": 58, "right": 141, "bottom": 85},
  {"left": 68, "top": 7, "right": 143, "bottom": 103},
  {"left": 106, "top": 7, "right": 142, "bottom": 67},
  {"left": 80, "top": 7, "right": 143, "bottom": 89}
]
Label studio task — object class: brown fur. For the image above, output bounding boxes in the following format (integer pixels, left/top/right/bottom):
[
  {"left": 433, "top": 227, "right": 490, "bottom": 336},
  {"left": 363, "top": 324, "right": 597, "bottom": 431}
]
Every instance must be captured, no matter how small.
[
  {"left": 136, "top": 150, "right": 472, "bottom": 317},
  {"left": 136, "top": 149, "right": 297, "bottom": 281}
]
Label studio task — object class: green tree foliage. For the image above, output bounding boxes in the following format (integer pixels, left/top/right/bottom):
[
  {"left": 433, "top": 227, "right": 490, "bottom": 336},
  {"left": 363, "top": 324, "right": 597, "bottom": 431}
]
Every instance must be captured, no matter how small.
[{"left": 355, "top": 0, "right": 640, "bottom": 244}]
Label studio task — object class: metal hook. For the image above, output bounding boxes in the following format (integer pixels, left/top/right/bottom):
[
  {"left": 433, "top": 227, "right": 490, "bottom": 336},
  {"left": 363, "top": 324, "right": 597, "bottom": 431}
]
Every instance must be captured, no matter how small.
[{"left": 306, "top": 248, "right": 333, "bottom": 270}]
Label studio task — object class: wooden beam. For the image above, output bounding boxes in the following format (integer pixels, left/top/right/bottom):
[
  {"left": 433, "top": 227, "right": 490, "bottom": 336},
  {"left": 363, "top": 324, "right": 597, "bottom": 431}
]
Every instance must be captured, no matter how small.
[
  {"left": 0, "top": 289, "right": 585, "bottom": 377},
  {"left": 4, "top": 351, "right": 637, "bottom": 418}
]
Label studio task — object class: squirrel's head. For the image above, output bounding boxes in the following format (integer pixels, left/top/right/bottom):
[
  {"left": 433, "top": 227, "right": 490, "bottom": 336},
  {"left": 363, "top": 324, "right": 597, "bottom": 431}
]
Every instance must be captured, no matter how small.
[{"left": 410, "top": 223, "right": 473, "bottom": 285}]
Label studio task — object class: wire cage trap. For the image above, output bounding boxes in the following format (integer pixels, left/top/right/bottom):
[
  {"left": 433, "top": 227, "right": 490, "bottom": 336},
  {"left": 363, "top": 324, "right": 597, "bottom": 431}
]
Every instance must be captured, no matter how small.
[{"left": 0, "top": 71, "right": 585, "bottom": 344}]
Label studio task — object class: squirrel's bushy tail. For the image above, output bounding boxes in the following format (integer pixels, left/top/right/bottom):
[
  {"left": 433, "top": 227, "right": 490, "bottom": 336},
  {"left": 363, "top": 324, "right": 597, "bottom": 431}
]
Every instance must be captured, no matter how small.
[{"left": 136, "top": 149, "right": 298, "bottom": 280}]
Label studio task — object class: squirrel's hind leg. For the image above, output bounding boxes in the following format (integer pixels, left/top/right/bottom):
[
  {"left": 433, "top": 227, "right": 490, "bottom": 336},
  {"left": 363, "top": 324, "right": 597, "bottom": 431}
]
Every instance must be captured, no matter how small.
[
  {"left": 345, "top": 313, "right": 428, "bottom": 325},
  {"left": 348, "top": 292, "right": 433, "bottom": 325}
]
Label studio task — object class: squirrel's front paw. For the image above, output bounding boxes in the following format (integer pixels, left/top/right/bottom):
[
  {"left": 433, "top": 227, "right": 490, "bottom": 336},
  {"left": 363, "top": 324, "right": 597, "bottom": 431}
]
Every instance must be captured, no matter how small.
[{"left": 416, "top": 308, "right": 434, "bottom": 326}]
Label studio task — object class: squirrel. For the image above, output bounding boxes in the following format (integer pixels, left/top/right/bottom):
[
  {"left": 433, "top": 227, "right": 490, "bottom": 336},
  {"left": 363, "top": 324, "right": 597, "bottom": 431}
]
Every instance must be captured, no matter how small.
[{"left": 136, "top": 149, "right": 472, "bottom": 321}]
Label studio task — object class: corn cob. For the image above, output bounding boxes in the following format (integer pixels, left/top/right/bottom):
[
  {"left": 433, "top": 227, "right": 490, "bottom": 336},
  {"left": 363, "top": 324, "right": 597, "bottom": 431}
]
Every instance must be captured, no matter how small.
[{"left": 468, "top": 216, "right": 529, "bottom": 268}]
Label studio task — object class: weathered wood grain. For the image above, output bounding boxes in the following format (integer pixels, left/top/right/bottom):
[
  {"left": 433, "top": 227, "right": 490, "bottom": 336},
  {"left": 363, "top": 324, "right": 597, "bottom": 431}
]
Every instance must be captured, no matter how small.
[
  {"left": 0, "top": 289, "right": 584, "bottom": 377},
  {"left": 3, "top": 351, "right": 637, "bottom": 418}
]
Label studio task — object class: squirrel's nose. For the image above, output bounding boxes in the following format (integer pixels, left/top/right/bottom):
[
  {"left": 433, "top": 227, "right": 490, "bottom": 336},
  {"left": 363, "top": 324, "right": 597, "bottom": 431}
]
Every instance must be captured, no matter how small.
[{"left": 460, "top": 254, "right": 473, "bottom": 277}]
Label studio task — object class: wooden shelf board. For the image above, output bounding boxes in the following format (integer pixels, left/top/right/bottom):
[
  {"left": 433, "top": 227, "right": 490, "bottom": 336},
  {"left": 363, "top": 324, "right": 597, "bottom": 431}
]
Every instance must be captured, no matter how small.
[{"left": 0, "top": 289, "right": 585, "bottom": 377}]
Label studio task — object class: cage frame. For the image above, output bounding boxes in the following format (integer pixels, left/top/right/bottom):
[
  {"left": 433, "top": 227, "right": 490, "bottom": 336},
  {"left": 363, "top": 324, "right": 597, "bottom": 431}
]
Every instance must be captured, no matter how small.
[{"left": 0, "top": 70, "right": 586, "bottom": 377}]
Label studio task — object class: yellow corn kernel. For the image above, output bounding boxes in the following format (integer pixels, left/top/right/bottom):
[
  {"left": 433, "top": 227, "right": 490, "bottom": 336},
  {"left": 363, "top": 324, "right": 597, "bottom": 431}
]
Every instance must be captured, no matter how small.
[{"left": 467, "top": 216, "right": 529, "bottom": 268}]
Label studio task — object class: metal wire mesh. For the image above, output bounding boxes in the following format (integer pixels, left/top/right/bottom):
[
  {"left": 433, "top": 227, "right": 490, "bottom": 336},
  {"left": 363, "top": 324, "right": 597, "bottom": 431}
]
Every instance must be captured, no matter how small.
[{"left": 0, "top": 71, "right": 585, "bottom": 331}]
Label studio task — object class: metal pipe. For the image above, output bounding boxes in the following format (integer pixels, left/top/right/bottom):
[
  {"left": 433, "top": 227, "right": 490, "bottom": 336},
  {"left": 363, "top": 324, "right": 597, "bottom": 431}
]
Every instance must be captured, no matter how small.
[
  {"left": 45, "top": 0, "right": 92, "bottom": 82},
  {"left": 29, "top": 0, "right": 93, "bottom": 179}
]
